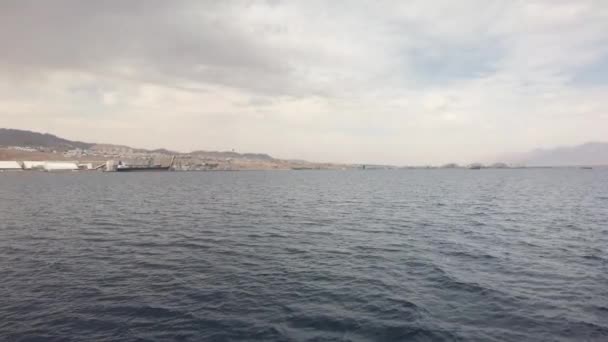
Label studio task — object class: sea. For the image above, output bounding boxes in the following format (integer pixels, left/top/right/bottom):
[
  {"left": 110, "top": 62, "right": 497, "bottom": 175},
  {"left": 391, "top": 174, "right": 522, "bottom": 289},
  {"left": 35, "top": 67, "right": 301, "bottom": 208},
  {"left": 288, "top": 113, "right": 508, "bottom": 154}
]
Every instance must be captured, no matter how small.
[{"left": 1, "top": 169, "right": 607, "bottom": 341}]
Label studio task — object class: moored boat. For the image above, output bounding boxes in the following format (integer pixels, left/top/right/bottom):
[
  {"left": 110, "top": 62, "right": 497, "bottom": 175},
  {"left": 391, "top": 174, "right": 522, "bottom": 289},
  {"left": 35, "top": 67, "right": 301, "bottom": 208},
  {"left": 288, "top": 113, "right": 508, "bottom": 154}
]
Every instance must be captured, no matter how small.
[{"left": 116, "top": 161, "right": 170, "bottom": 172}]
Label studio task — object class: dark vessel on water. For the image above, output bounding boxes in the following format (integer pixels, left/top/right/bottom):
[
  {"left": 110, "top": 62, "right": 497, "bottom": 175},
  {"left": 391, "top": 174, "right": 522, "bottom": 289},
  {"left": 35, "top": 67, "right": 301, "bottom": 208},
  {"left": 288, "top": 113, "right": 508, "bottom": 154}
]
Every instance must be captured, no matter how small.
[
  {"left": 116, "top": 164, "right": 171, "bottom": 172},
  {"left": 114, "top": 156, "right": 175, "bottom": 172}
]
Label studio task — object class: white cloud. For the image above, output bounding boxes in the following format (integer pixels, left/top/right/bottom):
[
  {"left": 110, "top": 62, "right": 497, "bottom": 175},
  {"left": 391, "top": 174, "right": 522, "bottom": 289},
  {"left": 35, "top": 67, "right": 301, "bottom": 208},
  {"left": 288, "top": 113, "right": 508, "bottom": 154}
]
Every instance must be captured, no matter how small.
[{"left": 0, "top": 0, "right": 607, "bottom": 164}]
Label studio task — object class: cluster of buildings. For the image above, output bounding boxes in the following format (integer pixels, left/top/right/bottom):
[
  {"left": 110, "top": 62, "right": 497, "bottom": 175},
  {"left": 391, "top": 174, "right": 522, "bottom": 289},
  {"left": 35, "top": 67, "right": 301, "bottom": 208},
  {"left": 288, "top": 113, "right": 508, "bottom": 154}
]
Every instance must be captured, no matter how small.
[{"left": 0, "top": 161, "right": 95, "bottom": 172}]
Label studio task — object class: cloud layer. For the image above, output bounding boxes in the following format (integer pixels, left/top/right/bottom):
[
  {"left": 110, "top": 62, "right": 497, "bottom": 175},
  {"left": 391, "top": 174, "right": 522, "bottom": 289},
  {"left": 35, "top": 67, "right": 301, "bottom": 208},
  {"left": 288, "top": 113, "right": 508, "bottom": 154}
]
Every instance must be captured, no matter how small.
[{"left": 1, "top": 0, "right": 607, "bottom": 164}]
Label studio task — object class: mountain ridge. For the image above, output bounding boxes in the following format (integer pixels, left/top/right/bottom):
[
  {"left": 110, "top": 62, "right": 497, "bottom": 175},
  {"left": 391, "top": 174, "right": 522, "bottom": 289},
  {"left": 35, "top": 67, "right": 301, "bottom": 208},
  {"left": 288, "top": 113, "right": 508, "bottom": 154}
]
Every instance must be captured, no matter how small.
[
  {"left": 499, "top": 141, "right": 608, "bottom": 166},
  {"left": 2, "top": 128, "right": 607, "bottom": 166},
  {"left": 0, "top": 128, "right": 94, "bottom": 150},
  {"left": 0, "top": 128, "right": 274, "bottom": 161}
]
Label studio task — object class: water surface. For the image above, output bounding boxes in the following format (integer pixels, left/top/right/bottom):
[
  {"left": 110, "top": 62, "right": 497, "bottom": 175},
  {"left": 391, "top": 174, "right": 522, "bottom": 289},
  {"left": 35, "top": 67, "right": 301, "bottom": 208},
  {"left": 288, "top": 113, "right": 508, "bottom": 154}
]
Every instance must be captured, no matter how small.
[{"left": 1, "top": 169, "right": 607, "bottom": 341}]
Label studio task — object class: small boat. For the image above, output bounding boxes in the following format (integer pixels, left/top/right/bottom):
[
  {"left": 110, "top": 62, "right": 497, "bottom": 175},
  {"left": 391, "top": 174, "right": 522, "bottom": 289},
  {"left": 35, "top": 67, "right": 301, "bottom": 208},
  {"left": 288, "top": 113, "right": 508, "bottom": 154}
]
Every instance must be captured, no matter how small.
[
  {"left": 113, "top": 156, "right": 175, "bottom": 172},
  {"left": 580, "top": 166, "right": 593, "bottom": 170},
  {"left": 115, "top": 161, "right": 170, "bottom": 172},
  {"left": 116, "top": 165, "right": 170, "bottom": 172}
]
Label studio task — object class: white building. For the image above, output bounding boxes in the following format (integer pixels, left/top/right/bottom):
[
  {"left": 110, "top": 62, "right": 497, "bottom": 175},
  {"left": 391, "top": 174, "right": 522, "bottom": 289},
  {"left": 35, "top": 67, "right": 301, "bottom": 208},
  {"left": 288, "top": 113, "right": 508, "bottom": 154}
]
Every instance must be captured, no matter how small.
[
  {"left": 105, "top": 160, "right": 117, "bottom": 172},
  {"left": 78, "top": 163, "right": 94, "bottom": 170},
  {"left": 23, "top": 161, "right": 46, "bottom": 170},
  {"left": 0, "top": 161, "right": 23, "bottom": 171},
  {"left": 43, "top": 162, "right": 79, "bottom": 171}
]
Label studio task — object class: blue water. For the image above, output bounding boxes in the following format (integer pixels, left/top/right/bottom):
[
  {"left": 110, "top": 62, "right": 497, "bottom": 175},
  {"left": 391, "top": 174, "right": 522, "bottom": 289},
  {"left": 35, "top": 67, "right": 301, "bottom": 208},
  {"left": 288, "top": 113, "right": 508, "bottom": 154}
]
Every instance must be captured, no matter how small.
[{"left": 1, "top": 169, "right": 607, "bottom": 341}]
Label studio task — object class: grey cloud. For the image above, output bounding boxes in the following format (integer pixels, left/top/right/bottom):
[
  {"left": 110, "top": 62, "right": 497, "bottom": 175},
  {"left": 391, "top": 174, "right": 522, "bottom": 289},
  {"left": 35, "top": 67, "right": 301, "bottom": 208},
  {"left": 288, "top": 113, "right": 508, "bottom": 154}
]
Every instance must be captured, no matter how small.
[
  {"left": 1, "top": 0, "right": 608, "bottom": 165},
  {"left": 0, "top": 0, "right": 298, "bottom": 94}
]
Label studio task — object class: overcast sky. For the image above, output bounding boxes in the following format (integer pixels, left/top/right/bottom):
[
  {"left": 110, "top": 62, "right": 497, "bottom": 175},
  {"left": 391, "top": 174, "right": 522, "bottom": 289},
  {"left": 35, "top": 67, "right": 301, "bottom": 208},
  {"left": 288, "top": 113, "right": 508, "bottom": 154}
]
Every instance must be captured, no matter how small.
[{"left": 1, "top": 0, "right": 607, "bottom": 164}]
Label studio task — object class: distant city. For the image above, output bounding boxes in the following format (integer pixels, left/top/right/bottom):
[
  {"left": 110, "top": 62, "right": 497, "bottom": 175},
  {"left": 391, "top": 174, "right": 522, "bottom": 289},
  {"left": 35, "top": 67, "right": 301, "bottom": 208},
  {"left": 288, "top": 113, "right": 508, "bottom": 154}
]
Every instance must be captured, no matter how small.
[
  {"left": 1, "top": 128, "right": 607, "bottom": 172},
  {"left": 0, "top": 128, "right": 351, "bottom": 172}
]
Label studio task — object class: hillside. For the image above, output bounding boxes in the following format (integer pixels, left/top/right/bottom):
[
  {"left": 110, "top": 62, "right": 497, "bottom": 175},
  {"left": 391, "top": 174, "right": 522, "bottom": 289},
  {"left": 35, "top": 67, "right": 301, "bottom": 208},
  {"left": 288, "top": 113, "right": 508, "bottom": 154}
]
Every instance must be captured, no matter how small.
[
  {"left": 0, "top": 128, "right": 274, "bottom": 161},
  {"left": 191, "top": 150, "right": 274, "bottom": 161},
  {"left": 0, "top": 128, "right": 93, "bottom": 150},
  {"left": 507, "top": 142, "right": 608, "bottom": 166}
]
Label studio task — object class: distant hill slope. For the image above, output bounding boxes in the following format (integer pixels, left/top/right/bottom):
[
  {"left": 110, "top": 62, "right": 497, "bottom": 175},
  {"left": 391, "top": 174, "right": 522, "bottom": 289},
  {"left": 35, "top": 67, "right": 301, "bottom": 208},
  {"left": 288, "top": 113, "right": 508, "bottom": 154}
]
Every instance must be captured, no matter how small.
[
  {"left": 0, "top": 128, "right": 93, "bottom": 150},
  {"left": 0, "top": 128, "right": 275, "bottom": 161},
  {"left": 190, "top": 150, "right": 274, "bottom": 161},
  {"left": 509, "top": 142, "right": 608, "bottom": 166}
]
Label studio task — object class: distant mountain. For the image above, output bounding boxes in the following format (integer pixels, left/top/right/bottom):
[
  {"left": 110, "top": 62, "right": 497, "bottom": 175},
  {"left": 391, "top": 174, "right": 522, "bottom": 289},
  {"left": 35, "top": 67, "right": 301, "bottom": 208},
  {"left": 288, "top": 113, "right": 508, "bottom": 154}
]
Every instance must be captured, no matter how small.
[
  {"left": 190, "top": 150, "right": 274, "bottom": 161},
  {"left": 0, "top": 128, "right": 275, "bottom": 161},
  {"left": 507, "top": 142, "right": 608, "bottom": 166},
  {"left": 147, "top": 148, "right": 181, "bottom": 155},
  {"left": 0, "top": 128, "right": 94, "bottom": 150}
]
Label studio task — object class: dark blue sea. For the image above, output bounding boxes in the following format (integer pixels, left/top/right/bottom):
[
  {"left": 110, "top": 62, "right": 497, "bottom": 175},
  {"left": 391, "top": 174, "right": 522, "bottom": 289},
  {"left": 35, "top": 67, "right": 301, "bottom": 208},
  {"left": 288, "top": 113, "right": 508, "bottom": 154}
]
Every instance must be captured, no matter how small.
[{"left": 1, "top": 169, "right": 607, "bottom": 341}]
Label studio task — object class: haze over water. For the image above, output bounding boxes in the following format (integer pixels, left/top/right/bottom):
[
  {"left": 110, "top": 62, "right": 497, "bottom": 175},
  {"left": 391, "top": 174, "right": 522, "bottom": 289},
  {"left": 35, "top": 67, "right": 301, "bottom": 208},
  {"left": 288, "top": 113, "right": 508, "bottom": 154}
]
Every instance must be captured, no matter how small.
[{"left": 1, "top": 169, "right": 607, "bottom": 341}]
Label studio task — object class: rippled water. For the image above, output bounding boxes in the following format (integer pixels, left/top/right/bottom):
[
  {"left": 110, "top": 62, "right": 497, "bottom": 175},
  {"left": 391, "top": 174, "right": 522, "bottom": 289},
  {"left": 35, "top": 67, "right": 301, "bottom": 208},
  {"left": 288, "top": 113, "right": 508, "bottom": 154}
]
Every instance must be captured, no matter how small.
[{"left": 1, "top": 169, "right": 607, "bottom": 341}]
